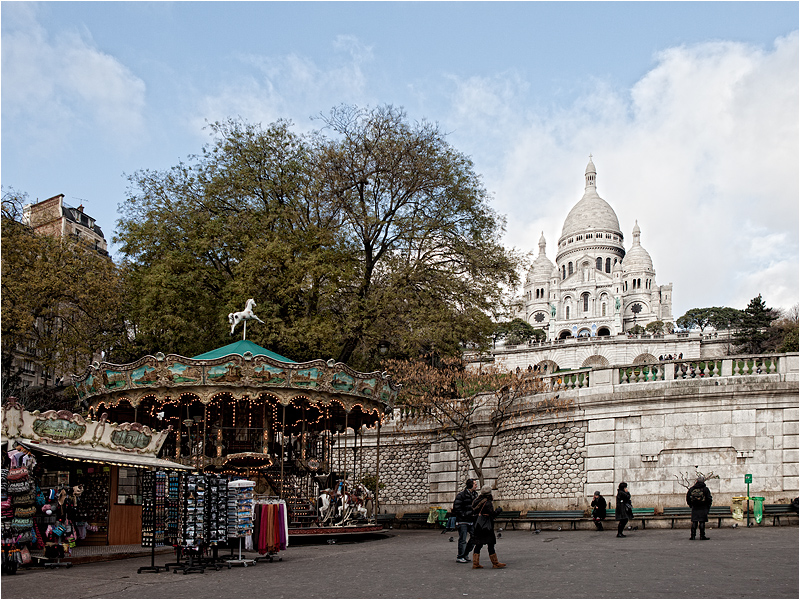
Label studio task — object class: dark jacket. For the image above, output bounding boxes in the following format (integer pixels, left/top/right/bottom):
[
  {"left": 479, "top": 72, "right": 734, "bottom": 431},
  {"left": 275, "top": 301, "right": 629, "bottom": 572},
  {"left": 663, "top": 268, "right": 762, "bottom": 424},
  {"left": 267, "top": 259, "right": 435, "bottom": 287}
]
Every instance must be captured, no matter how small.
[
  {"left": 591, "top": 495, "right": 607, "bottom": 519},
  {"left": 615, "top": 489, "right": 633, "bottom": 521},
  {"left": 686, "top": 482, "right": 713, "bottom": 522},
  {"left": 471, "top": 492, "right": 501, "bottom": 546},
  {"left": 452, "top": 487, "right": 478, "bottom": 523}
]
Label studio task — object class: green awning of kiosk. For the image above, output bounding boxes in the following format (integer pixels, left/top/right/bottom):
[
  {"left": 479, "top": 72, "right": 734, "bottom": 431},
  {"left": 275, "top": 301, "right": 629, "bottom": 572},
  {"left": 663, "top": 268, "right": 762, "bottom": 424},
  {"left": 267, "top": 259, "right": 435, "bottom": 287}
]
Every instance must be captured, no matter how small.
[{"left": 191, "top": 340, "right": 295, "bottom": 363}]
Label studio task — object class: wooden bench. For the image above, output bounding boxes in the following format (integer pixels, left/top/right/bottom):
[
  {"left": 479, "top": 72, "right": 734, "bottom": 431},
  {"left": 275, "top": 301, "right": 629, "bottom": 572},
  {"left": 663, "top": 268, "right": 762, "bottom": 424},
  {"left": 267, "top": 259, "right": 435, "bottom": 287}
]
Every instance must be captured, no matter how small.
[
  {"left": 376, "top": 513, "right": 396, "bottom": 528},
  {"left": 524, "top": 510, "right": 585, "bottom": 530},
  {"left": 395, "top": 512, "right": 434, "bottom": 528},
  {"left": 763, "top": 504, "right": 797, "bottom": 526},
  {"left": 631, "top": 507, "right": 656, "bottom": 529},
  {"left": 662, "top": 506, "right": 732, "bottom": 528},
  {"left": 494, "top": 510, "right": 524, "bottom": 530}
]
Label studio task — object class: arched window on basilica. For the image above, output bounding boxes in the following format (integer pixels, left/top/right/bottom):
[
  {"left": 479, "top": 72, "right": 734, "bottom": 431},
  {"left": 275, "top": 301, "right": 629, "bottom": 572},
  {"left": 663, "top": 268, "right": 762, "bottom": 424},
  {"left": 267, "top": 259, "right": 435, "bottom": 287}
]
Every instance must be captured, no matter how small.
[
  {"left": 606, "top": 257, "right": 611, "bottom": 273},
  {"left": 596, "top": 257, "right": 602, "bottom": 270},
  {"left": 568, "top": 262, "right": 573, "bottom": 276},
  {"left": 582, "top": 292, "right": 590, "bottom": 313}
]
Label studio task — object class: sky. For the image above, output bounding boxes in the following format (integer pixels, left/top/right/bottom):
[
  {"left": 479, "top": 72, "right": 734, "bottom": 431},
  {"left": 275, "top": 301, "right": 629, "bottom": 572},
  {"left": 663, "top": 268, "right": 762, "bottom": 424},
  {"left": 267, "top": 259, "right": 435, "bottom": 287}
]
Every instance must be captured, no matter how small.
[{"left": 2, "top": 1, "right": 798, "bottom": 319}]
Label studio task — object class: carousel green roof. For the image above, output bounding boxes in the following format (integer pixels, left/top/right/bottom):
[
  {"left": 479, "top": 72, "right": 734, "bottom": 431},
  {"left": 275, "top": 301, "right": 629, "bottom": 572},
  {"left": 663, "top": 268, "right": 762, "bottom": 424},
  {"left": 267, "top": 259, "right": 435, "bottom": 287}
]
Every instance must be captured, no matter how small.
[{"left": 191, "top": 339, "right": 295, "bottom": 363}]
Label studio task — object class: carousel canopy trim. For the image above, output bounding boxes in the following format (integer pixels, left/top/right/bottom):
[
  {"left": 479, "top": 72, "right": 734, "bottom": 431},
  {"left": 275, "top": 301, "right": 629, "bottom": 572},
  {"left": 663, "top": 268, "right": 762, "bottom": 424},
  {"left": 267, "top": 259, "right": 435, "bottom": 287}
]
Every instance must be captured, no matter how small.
[
  {"left": 16, "top": 439, "right": 194, "bottom": 470},
  {"left": 192, "top": 340, "right": 295, "bottom": 363}
]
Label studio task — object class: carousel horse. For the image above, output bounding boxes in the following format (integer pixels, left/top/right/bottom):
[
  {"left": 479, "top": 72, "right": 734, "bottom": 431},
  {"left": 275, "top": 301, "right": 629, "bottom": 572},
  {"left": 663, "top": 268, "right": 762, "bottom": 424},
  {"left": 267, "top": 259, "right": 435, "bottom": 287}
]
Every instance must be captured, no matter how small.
[{"left": 228, "top": 298, "right": 265, "bottom": 335}]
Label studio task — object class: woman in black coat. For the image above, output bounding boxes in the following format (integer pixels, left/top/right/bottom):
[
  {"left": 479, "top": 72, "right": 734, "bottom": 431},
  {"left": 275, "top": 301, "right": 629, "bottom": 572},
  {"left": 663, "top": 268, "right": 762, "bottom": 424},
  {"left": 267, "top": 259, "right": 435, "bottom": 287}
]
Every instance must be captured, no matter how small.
[
  {"left": 615, "top": 482, "right": 633, "bottom": 538},
  {"left": 470, "top": 485, "right": 505, "bottom": 569}
]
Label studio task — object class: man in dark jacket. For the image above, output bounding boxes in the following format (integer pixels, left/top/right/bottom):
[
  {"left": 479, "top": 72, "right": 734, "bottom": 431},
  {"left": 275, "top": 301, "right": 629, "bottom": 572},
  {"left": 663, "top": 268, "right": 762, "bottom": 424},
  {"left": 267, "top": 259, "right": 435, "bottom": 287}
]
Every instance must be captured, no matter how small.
[
  {"left": 686, "top": 475, "right": 713, "bottom": 540},
  {"left": 453, "top": 478, "right": 478, "bottom": 563}
]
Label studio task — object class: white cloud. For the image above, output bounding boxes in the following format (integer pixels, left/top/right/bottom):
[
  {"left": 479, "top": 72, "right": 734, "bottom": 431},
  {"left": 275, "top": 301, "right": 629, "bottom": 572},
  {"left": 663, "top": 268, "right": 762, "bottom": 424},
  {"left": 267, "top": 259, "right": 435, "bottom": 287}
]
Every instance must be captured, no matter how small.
[
  {"left": 190, "top": 36, "right": 375, "bottom": 136},
  {"left": 445, "top": 32, "right": 799, "bottom": 315},
  {"left": 1, "top": 6, "right": 147, "bottom": 153}
]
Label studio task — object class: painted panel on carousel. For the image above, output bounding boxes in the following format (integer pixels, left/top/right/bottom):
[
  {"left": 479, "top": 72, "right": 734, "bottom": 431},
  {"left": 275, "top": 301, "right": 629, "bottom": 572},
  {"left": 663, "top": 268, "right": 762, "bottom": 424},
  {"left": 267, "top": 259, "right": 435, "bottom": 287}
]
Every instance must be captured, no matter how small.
[
  {"left": 331, "top": 371, "right": 355, "bottom": 392},
  {"left": 32, "top": 417, "right": 86, "bottom": 440},
  {"left": 252, "top": 364, "right": 288, "bottom": 385},
  {"left": 83, "top": 373, "right": 99, "bottom": 396},
  {"left": 102, "top": 369, "right": 127, "bottom": 390},
  {"left": 357, "top": 378, "right": 377, "bottom": 397},
  {"left": 379, "top": 381, "right": 394, "bottom": 403},
  {"left": 293, "top": 367, "right": 322, "bottom": 388},
  {"left": 207, "top": 361, "right": 243, "bottom": 383},
  {"left": 167, "top": 362, "right": 203, "bottom": 384},
  {"left": 132, "top": 365, "right": 158, "bottom": 386},
  {"left": 110, "top": 428, "right": 152, "bottom": 450}
]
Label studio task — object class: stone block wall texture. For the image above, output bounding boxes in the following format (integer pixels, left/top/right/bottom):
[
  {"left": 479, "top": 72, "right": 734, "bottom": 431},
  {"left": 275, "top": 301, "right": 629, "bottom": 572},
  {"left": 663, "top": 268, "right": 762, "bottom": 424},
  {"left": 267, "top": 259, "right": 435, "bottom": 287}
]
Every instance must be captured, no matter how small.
[
  {"left": 352, "top": 442, "right": 429, "bottom": 506},
  {"left": 496, "top": 422, "right": 588, "bottom": 501}
]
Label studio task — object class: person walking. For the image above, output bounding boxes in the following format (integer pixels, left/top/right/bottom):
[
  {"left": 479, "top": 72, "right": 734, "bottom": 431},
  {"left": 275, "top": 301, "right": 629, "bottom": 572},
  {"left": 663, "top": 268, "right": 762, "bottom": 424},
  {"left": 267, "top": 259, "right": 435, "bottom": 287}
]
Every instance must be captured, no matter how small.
[
  {"left": 686, "top": 475, "right": 713, "bottom": 540},
  {"left": 591, "top": 491, "right": 607, "bottom": 531},
  {"left": 452, "top": 478, "right": 478, "bottom": 563},
  {"left": 615, "top": 482, "right": 633, "bottom": 538},
  {"left": 471, "top": 485, "right": 505, "bottom": 569}
]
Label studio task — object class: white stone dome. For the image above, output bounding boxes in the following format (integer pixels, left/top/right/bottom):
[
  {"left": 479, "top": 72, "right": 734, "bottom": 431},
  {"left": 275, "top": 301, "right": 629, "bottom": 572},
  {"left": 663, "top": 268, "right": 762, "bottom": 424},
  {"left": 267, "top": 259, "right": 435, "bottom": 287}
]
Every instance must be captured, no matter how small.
[
  {"left": 560, "top": 159, "right": 622, "bottom": 241},
  {"left": 622, "top": 220, "right": 654, "bottom": 273},
  {"left": 530, "top": 232, "right": 555, "bottom": 280}
]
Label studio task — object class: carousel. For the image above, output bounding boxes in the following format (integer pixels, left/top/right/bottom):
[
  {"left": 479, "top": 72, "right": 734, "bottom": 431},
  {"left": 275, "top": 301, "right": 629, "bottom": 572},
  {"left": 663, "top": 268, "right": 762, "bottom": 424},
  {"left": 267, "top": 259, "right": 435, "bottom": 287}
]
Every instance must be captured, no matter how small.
[{"left": 71, "top": 300, "right": 398, "bottom": 535}]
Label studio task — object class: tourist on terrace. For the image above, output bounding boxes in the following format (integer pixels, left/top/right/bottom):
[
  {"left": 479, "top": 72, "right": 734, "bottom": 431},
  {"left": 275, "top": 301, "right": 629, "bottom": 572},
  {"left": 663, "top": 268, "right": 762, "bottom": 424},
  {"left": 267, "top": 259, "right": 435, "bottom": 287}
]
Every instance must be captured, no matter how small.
[
  {"left": 615, "top": 482, "right": 633, "bottom": 538},
  {"left": 452, "top": 478, "right": 478, "bottom": 563},
  {"left": 686, "top": 476, "right": 713, "bottom": 540},
  {"left": 591, "top": 490, "right": 607, "bottom": 531},
  {"left": 471, "top": 485, "right": 506, "bottom": 569}
]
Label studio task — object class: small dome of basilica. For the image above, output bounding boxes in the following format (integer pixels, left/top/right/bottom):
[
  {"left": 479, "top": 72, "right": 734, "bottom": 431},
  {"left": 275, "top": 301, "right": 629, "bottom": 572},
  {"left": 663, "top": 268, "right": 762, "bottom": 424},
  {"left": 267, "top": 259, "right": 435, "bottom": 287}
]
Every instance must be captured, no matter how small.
[
  {"left": 529, "top": 232, "right": 555, "bottom": 280},
  {"left": 622, "top": 220, "right": 654, "bottom": 273}
]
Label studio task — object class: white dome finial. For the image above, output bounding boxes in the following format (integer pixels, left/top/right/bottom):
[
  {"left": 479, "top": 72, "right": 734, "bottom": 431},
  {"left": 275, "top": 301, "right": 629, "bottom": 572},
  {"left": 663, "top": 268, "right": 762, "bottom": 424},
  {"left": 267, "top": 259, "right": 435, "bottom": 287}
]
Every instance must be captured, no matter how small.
[{"left": 585, "top": 155, "right": 596, "bottom": 188}]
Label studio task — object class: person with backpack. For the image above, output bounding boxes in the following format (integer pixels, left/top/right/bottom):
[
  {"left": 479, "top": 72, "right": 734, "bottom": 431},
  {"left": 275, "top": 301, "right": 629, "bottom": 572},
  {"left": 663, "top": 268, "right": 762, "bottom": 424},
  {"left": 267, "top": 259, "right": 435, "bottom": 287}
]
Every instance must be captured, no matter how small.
[
  {"left": 686, "top": 475, "right": 713, "bottom": 540},
  {"left": 452, "top": 478, "right": 478, "bottom": 563}
]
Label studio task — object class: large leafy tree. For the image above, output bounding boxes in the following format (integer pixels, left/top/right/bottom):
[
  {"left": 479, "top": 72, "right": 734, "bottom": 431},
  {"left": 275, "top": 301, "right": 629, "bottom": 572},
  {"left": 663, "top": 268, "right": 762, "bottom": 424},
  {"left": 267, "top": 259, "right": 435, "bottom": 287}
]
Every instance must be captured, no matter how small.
[
  {"left": 1, "top": 189, "right": 124, "bottom": 404},
  {"left": 115, "top": 106, "right": 520, "bottom": 369}
]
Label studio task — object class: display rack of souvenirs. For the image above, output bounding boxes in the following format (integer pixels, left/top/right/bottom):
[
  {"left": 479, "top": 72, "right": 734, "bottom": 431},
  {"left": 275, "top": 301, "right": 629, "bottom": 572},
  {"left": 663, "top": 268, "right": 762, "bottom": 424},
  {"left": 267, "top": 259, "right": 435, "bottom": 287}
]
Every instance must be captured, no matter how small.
[
  {"left": 166, "top": 472, "right": 181, "bottom": 545},
  {"left": 253, "top": 496, "right": 287, "bottom": 562},
  {"left": 74, "top": 468, "right": 110, "bottom": 543},
  {"left": 138, "top": 471, "right": 168, "bottom": 573},
  {"left": 226, "top": 479, "right": 255, "bottom": 566},
  {"left": 3, "top": 449, "right": 38, "bottom": 573}
]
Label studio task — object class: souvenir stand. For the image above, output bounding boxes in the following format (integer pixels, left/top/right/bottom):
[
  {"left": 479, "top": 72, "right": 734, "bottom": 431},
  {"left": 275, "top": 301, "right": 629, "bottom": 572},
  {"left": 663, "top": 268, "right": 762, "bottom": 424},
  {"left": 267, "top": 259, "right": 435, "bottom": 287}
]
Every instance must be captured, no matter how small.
[{"left": 226, "top": 479, "right": 255, "bottom": 566}]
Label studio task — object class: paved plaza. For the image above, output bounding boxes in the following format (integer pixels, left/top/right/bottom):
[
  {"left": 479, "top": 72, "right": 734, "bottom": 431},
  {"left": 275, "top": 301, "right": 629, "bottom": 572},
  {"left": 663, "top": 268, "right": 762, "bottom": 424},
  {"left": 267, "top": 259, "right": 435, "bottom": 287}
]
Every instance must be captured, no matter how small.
[{"left": 1, "top": 527, "right": 797, "bottom": 599}]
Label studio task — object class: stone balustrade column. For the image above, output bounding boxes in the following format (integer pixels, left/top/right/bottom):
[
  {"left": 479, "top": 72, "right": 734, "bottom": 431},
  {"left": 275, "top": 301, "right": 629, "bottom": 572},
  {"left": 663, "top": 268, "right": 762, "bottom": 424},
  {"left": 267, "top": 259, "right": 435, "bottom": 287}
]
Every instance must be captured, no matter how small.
[{"left": 721, "top": 358, "right": 733, "bottom": 377}]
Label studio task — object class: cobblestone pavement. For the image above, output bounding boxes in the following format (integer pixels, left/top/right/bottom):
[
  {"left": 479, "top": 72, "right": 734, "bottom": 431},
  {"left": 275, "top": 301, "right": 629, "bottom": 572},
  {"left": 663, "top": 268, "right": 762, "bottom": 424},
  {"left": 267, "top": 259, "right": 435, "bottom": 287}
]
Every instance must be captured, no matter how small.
[{"left": 2, "top": 527, "right": 797, "bottom": 598}]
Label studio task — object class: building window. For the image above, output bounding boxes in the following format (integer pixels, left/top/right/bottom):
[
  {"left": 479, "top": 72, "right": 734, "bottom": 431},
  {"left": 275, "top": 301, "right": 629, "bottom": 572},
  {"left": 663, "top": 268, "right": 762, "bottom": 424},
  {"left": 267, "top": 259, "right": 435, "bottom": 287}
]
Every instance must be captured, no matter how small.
[
  {"left": 602, "top": 303, "right": 607, "bottom": 316},
  {"left": 562, "top": 265, "right": 566, "bottom": 280},
  {"left": 582, "top": 293, "right": 590, "bottom": 312},
  {"left": 568, "top": 262, "right": 573, "bottom": 276},
  {"left": 605, "top": 258, "right": 611, "bottom": 273},
  {"left": 117, "top": 467, "right": 142, "bottom": 505},
  {"left": 566, "top": 306, "right": 570, "bottom": 319},
  {"left": 596, "top": 257, "right": 602, "bottom": 270}
]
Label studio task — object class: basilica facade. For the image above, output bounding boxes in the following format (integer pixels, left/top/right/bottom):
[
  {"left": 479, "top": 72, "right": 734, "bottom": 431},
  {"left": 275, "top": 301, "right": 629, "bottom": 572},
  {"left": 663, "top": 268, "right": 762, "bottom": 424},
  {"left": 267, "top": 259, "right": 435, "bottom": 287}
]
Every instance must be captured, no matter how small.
[{"left": 515, "top": 158, "right": 673, "bottom": 340}]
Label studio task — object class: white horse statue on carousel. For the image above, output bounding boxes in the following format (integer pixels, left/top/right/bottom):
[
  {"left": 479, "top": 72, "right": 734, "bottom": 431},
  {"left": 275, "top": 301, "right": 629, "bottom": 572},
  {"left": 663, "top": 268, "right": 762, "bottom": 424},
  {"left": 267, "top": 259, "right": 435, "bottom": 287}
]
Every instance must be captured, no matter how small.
[{"left": 228, "top": 298, "right": 265, "bottom": 337}]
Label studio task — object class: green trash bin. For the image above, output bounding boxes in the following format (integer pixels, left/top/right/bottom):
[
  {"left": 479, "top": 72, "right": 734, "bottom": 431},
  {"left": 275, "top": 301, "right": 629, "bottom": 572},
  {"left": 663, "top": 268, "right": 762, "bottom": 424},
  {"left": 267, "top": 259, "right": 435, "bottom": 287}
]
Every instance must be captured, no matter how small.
[
  {"left": 437, "top": 508, "right": 448, "bottom": 527},
  {"left": 751, "top": 496, "right": 765, "bottom": 524}
]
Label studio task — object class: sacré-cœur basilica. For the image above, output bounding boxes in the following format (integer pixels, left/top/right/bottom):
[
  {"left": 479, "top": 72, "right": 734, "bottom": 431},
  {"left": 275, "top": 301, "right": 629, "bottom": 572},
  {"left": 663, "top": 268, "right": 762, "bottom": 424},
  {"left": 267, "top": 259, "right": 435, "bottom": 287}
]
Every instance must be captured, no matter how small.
[{"left": 513, "top": 156, "right": 673, "bottom": 340}]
